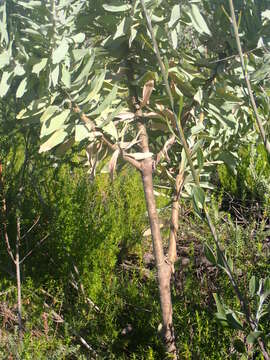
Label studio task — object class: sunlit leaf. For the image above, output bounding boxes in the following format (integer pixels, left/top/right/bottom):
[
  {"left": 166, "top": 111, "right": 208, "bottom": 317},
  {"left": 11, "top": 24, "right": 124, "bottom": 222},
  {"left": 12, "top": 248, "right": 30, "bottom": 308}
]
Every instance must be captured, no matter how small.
[
  {"left": 41, "top": 109, "right": 70, "bottom": 138},
  {"left": 52, "top": 39, "right": 69, "bottom": 64},
  {"left": 103, "top": 4, "right": 131, "bottom": 12},
  {"left": 51, "top": 65, "right": 59, "bottom": 87},
  {"left": 39, "top": 129, "right": 68, "bottom": 153},
  {"left": 16, "top": 77, "right": 27, "bottom": 98},
  {"left": 189, "top": 4, "right": 212, "bottom": 36},
  {"left": 32, "top": 58, "right": 48, "bottom": 76},
  {"left": 0, "top": 71, "right": 12, "bottom": 97}
]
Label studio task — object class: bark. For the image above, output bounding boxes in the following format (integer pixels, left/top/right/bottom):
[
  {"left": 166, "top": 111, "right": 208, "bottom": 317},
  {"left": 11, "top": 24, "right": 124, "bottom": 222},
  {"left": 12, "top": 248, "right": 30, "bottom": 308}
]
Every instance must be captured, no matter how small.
[{"left": 138, "top": 121, "right": 177, "bottom": 358}]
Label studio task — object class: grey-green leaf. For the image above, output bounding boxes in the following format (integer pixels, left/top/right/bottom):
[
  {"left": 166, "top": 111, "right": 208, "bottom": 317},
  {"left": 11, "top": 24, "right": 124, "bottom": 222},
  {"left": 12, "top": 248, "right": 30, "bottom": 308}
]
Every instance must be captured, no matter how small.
[
  {"left": 51, "top": 65, "right": 59, "bottom": 87},
  {"left": 52, "top": 39, "right": 69, "bottom": 64},
  {"left": 190, "top": 4, "right": 212, "bottom": 36},
  {"left": 32, "top": 58, "right": 48, "bottom": 76},
  {"left": 168, "top": 4, "right": 181, "bottom": 29},
  {"left": 204, "top": 244, "right": 216, "bottom": 265},
  {"left": 39, "top": 129, "right": 68, "bottom": 153},
  {"left": 75, "top": 124, "right": 90, "bottom": 142},
  {"left": 103, "top": 4, "right": 131, "bottom": 12},
  {"left": 41, "top": 109, "right": 70, "bottom": 138},
  {"left": 0, "top": 71, "right": 12, "bottom": 97},
  {"left": 249, "top": 275, "right": 258, "bottom": 297},
  {"left": 192, "top": 186, "right": 205, "bottom": 209},
  {"left": 16, "top": 77, "right": 27, "bottom": 98},
  {"left": 247, "top": 331, "right": 263, "bottom": 344},
  {"left": 0, "top": 50, "right": 10, "bottom": 69}
]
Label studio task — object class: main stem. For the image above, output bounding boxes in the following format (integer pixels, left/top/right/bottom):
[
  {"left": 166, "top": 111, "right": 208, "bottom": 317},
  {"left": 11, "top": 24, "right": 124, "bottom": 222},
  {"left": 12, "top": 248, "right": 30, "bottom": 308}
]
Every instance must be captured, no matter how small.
[{"left": 137, "top": 120, "right": 177, "bottom": 357}]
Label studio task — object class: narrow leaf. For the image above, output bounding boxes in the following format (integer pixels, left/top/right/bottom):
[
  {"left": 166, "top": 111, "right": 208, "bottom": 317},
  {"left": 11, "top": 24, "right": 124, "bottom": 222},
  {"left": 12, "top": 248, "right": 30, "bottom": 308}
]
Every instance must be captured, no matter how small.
[
  {"left": 16, "top": 78, "right": 27, "bottom": 98},
  {"left": 190, "top": 5, "right": 212, "bottom": 36},
  {"left": 103, "top": 4, "right": 131, "bottom": 12}
]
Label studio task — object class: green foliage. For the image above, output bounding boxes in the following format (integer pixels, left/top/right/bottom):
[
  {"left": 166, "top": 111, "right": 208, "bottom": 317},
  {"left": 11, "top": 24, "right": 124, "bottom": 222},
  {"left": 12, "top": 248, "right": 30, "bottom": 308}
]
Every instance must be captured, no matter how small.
[{"left": 218, "top": 143, "right": 270, "bottom": 205}]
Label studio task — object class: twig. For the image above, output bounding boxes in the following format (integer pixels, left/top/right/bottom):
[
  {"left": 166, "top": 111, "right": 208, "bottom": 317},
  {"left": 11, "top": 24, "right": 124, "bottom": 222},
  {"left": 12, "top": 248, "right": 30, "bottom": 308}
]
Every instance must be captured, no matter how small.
[
  {"left": 155, "top": 135, "right": 175, "bottom": 166},
  {"left": 19, "top": 233, "right": 49, "bottom": 264},
  {"left": 21, "top": 216, "right": 40, "bottom": 240},
  {"left": 44, "top": 302, "right": 97, "bottom": 359},
  {"left": 73, "top": 105, "right": 142, "bottom": 170}
]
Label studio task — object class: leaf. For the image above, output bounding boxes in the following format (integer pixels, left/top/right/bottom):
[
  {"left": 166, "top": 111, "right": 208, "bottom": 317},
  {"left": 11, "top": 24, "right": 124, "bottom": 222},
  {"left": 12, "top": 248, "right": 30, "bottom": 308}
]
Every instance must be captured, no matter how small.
[
  {"left": 40, "top": 106, "right": 59, "bottom": 123},
  {"left": 61, "top": 65, "right": 71, "bottom": 88},
  {"left": 171, "top": 29, "right": 178, "bottom": 49},
  {"left": 113, "top": 17, "right": 132, "bottom": 40},
  {"left": 0, "top": 71, "right": 12, "bottom": 97},
  {"left": 168, "top": 4, "right": 181, "bottom": 29},
  {"left": 204, "top": 244, "right": 216, "bottom": 265},
  {"left": 192, "top": 186, "right": 205, "bottom": 209},
  {"left": 249, "top": 275, "right": 258, "bottom": 297},
  {"left": 189, "top": 4, "right": 212, "bottom": 36},
  {"left": 218, "top": 152, "right": 238, "bottom": 172},
  {"left": 75, "top": 124, "right": 90, "bottom": 142},
  {"left": 71, "top": 33, "right": 85, "bottom": 43},
  {"left": 55, "top": 138, "right": 75, "bottom": 156},
  {"left": 78, "top": 70, "right": 105, "bottom": 106},
  {"left": 129, "top": 26, "right": 137, "bottom": 47},
  {"left": 264, "top": 277, "right": 270, "bottom": 293},
  {"left": 262, "top": 10, "right": 270, "bottom": 20},
  {"left": 14, "top": 63, "right": 25, "bottom": 76},
  {"left": 51, "top": 65, "right": 59, "bottom": 87},
  {"left": 16, "top": 77, "right": 27, "bottom": 98},
  {"left": 32, "top": 58, "right": 48, "bottom": 76},
  {"left": 72, "top": 49, "right": 89, "bottom": 62},
  {"left": 73, "top": 54, "right": 95, "bottom": 85},
  {"left": 103, "top": 4, "right": 131, "bottom": 12},
  {"left": 213, "top": 293, "right": 226, "bottom": 318},
  {"left": 39, "top": 129, "right": 67, "bottom": 153},
  {"left": 226, "top": 312, "right": 243, "bottom": 330},
  {"left": 197, "top": 147, "right": 204, "bottom": 170},
  {"left": 52, "top": 39, "right": 69, "bottom": 64},
  {"left": 141, "top": 79, "right": 154, "bottom": 108},
  {"left": 41, "top": 109, "right": 70, "bottom": 138},
  {"left": 103, "top": 121, "right": 118, "bottom": 140},
  {"left": 246, "top": 331, "right": 263, "bottom": 344},
  {"left": 0, "top": 50, "right": 10, "bottom": 69},
  {"left": 108, "top": 149, "right": 120, "bottom": 180},
  {"left": 191, "top": 123, "right": 205, "bottom": 135},
  {"left": 216, "top": 247, "right": 226, "bottom": 270},
  {"left": 90, "top": 85, "right": 118, "bottom": 116},
  {"left": 194, "top": 87, "right": 203, "bottom": 104}
]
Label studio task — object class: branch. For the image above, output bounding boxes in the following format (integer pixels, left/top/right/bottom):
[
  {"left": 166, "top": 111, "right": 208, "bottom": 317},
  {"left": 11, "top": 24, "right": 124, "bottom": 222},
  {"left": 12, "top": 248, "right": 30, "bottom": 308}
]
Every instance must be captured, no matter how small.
[
  {"left": 228, "top": 0, "right": 270, "bottom": 156},
  {"left": 21, "top": 216, "right": 40, "bottom": 240},
  {"left": 155, "top": 135, "right": 175, "bottom": 167},
  {"left": 74, "top": 106, "right": 141, "bottom": 170}
]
